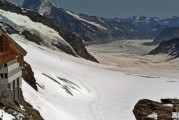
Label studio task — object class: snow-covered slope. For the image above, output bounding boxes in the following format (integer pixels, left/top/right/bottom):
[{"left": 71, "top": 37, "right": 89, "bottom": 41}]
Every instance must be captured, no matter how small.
[
  {"left": 0, "top": 109, "right": 15, "bottom": 120},
  {"left": 11, "top": 34, "right": 179, "bottom": 120},
  {"left": 0, "top": 9, "right": 76, "bottom": 55},
  {"left": 66, "top": 11, "right": 107, "bottom": 30}
]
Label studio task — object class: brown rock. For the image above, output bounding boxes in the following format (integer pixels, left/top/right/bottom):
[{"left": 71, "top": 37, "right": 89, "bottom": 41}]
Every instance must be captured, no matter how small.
[
  {"left": 173, "top": 104, "right": 179, "bottom": 112},
  {"left": 22, "top": 61, "right": 38, "bottom": 91},
  {"left": 0, "top": 89, "right": 44, "bottom": 120},
  {"left": 133, "top": 99, "right": 173, "bottom": 120},
  {"left": 161, "top": 99, "right": 179, "bottom": 104}
]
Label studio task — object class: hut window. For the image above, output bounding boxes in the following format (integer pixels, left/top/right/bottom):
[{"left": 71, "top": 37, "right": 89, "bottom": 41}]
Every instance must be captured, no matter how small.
[
  {"left": 4, "top": 64, "right": 7, "bottom": 67},
  {"left": 4, "top": 73, "right": 7, "bottom": 79},
  {"left": 0, "top": 74, "right": 3, "bottom": 78}
]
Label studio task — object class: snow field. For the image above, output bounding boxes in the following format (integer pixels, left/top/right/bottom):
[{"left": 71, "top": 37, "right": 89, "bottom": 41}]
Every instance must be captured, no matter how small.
[{"left": 11, "top": 34, "right": 179, "bottom": 120}]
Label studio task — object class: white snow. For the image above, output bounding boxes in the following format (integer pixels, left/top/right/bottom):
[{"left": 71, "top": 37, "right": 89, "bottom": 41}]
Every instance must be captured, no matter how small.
[
  {"left": 66, "top": 11, "right": 107, "bottom": 30},
  {"left": 38, "top": 1, "right": 52, "bottom": 15},
  {"left": 163, "top": 104, "right": 173, "bottom": 107},
  {"left": 0, "top": 109, "right": 15, "bottom": 120},
  {"left": 10, "top": 34, "right": 179, "bottom": 120},
  {"left": 0, "top": 9, "right": 76, "bottom": 55},
  {"left": 172, "top": 112, "right": 179, "bottom": 119},
  {"left": 98, "top": 18, "right": 105, "bottom": 23},
  {"left": 20, "top": 105, "right": 25, "bottom": 111},
  {"left": 147, "top": 112, "right": 158, "bottom": 120},
  {"left": 114, "top": 27, "right": 119, "bottom": 30}
]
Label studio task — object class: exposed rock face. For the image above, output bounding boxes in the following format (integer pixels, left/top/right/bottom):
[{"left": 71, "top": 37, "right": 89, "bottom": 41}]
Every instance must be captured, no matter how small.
[
  {"left": 0, "top": 0, "right": 98, "bottom": 62},
  {"left": 161, "top": 99, "right": 179, "bottom": 104},
  {"left": 61, "top": 32, "right": 98, "bottom": 62},
  {"left": 22, "top": 30, "right": 41, "bottom": 45},
  {"left": 22, "top": 0, "right": 42, "bottom": 12},
  {"left": 154, "top": 27, "right": 179, "bottom": 43},
  {"left": 0, "top": 90, "right": 43, "bottom": 120},
  {"left": 149, "top": 38, "right": 179, "bottom": 58},
  {"left": 133, "top": 99, "right": 173, "bottom": 120},
  {"left": 0, "top": 22, "right": 19, "bottom": 34},
  {"left": 22, "top": 62, "right": 38, "bottom": 91}
]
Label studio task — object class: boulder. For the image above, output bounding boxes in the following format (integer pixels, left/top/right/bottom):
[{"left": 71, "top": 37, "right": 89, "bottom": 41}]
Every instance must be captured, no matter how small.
[{"left": 133, "top": 99, "right": 173, "bottom": 120}]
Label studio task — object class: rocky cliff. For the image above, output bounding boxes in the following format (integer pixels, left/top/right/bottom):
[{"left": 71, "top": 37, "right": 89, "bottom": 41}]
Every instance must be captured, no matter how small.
[
  {"left": 0, "top": 90, "right": 44, "bottom": 120},
  {"left": 22, "top": 62, "right": 38, "bottom": 91},
  {"left": 150, "top": 38, "right": 179, "bottom": 59}
]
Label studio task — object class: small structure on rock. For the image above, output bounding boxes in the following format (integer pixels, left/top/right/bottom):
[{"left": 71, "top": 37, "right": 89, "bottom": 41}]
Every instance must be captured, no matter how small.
[{"left": 0, "top": 30, "right": 27, "bottom": 101}]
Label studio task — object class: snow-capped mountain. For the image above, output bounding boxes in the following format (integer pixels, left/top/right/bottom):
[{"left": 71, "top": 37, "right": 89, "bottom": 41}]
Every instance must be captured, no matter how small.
[
  {"left": 21, "top": 0, "right": 151, "bottom": 42},
  {"left": 161, "top": 16, "right": 179, "bottom": 27},
  {"left": 21, "top": 0, "right": 179, "bottom": 42},
  {"left": 121, "top": 16, "right": 179, "bottom": 29},
  {"left": 22, "top": 0, "right": 110, "bottom": 42},
  {"left": 123, "top": 16, "right": 160, "bottom": 29},
  {"left": 22, "top": 0, "right": 58, "bottom": 18},
  {"left": 0, "top": 0, "right": 97, "bottom": 62},
  {"left": 117, "top": 16, "right": 165, "bottom": 37},
  {"left": 0, "top": 9, "right": 76, "bottom": 55}
]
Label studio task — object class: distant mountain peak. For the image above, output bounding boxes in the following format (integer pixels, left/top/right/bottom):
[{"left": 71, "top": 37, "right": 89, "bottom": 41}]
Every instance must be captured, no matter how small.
[{"left": 22, "top": 0, "right": 52, "bottom": 15}]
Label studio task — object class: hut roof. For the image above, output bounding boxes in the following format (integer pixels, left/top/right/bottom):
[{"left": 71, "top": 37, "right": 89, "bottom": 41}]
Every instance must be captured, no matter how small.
[{"left": 0, "top": 30, "right": 27, "bottom": 56}]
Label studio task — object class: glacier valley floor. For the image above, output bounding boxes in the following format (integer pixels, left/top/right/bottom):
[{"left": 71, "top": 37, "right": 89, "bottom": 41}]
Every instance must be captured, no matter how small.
[{"left": 12, "top": 35, "right": 179, "bottom": 120}]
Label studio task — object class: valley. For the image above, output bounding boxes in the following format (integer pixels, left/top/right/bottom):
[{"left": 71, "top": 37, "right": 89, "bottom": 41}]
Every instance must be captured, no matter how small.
[{"left": 87, "top": 40, "right": 179, "bottom": 79}]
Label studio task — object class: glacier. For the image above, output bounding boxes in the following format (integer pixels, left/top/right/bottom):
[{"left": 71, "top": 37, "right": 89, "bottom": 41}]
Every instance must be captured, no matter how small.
[{"left": 8, "top": 34, "right": 179, "bottom": 120}]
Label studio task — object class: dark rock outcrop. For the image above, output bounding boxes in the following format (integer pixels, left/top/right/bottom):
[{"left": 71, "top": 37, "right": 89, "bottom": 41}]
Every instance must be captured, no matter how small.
[
  {"left": 0, "top": 23, "right": 19, "bottom": 35},
  {"left": 149, "top": 38, "right": 179, "bottom": 58},
  {"left": 0, "top": 90, "right": 43, "bottom": 120},
  {"left": 61, "top": 32, "right": 98, "bottom": 62},
  {"left": 22, "top": 30, "right": 41, "bottom": 45},
  {"left": 161, "top": 99, "right": 179, "bottom": 104},
  {"left": 133, "top": 99, "right": 173, "bottom": 120},
  {"left": 22, "top": 62, "right": 38, "bottom": 91}
]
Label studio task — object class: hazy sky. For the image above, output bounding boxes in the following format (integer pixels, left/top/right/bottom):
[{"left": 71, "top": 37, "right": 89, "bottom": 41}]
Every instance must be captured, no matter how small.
[{"left": 9, "top": 0, "right": 179, "bottom": 18}]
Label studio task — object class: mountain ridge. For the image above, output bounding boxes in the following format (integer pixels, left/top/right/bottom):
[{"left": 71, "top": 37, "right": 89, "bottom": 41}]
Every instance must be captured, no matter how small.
[
  {"left": 21, "top": 0, "right": 149, "bottom": 42},
  {"left": 150, "top": 38, "right": 179, "bottom": 59},
  {"left": 154, "top": 27, "right": 179, "bottom": 43},
  {"left": 21, "top": 0, "right": 179, "bottom": 43},
  {"left": 0, "top": 0, "right": 98, "bottom": 62}
]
